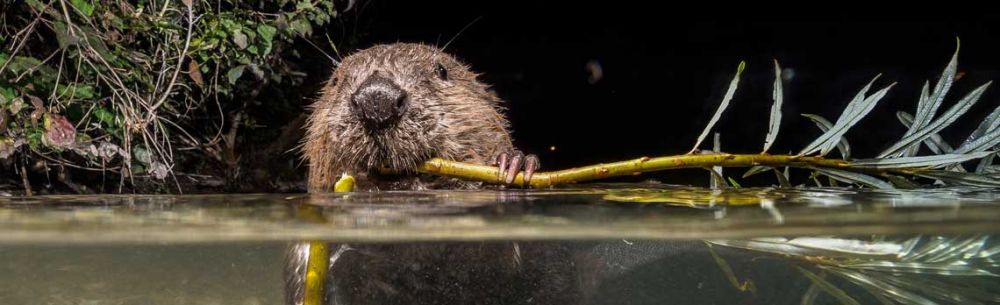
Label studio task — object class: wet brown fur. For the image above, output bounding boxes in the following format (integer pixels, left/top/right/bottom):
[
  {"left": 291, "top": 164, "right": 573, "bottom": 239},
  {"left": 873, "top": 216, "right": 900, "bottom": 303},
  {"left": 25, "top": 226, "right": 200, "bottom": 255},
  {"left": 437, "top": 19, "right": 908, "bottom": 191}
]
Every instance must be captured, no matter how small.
[{"left": 303, "top": 43, "right": 515, "bottom": 192}]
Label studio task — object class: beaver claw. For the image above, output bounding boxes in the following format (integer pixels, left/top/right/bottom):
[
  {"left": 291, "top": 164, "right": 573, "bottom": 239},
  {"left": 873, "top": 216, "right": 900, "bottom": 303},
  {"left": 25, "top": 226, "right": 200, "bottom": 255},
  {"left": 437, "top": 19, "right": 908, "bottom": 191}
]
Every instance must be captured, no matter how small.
[{"left": 493, "top": 150, "right": 540, "bottom": 186}]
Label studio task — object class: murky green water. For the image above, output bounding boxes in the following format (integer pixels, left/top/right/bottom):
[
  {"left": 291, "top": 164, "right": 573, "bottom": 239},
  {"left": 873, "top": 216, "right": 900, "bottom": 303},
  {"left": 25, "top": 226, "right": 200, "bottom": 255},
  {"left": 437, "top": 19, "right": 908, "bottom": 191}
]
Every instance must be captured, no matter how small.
[{"left": 1, "top": 184, "right": 998, "bottom": 304}]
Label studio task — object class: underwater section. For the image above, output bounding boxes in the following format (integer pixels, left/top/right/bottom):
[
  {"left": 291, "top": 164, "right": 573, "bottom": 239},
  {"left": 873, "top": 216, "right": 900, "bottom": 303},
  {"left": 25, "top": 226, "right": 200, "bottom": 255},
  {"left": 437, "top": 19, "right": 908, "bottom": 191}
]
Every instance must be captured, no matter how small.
[{"left": 1, "top": 185, "right": 999, "bottom": 304}]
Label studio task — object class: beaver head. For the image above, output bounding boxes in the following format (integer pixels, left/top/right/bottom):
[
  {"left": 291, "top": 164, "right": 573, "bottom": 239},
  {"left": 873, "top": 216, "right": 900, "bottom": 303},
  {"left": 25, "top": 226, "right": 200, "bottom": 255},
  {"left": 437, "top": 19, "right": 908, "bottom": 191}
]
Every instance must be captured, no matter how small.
[{"left": 303, "top": 43, "right": 515, "bottom": 191}]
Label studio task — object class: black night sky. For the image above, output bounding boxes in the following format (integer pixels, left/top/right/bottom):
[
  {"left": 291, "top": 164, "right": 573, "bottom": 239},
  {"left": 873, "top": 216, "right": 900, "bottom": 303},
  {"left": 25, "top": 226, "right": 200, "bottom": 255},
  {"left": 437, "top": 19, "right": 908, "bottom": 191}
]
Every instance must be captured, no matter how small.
[{"left": 321, "top": 1, "right": 1000, "bottom": 183}]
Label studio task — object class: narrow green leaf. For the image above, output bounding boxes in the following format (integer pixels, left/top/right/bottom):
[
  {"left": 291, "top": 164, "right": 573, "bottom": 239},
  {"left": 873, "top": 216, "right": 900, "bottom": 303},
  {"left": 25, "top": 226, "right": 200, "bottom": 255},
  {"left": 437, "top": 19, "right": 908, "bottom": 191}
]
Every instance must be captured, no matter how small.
[
  {"left": 820, "top": 83, "right": 895, "bottom": 157},
  {"left": 919, "top": 235, "right": 989, "bottom": 263},
  {"left": 975, "top": 153, "right": 995, "bottom": 174},
  {"left": 902, "top": 40, "right": 959, "bottom": 156},
  {"left": 811, "top": 174, "right": 824, "bottom": 187},
  {"left": 852, "top": 279, "right": 898, "bottom": 305},
  {"left": 799, "top": 76, "right": 888, "bottom": 156},
  {"left": 846, "top": 262, "right": 998, "bottom": 277},
  {"left": 706, "top": 167, "right": 728, "bottom": 190},
  {"left": 827, "top": 176, "right": 841, "bottom": 187},
  {"left": 787, "top": 237, "right": 905, "bottom": 256},
  {"left": 706, "top": 242, "right": 757, "bottom": 294},
  {"left": 800, "top": 282, "right": 823, "bottom": 305},
  {"left": 916, "top": 170, "right": 1000, "bottom": 187},
  {"left": 727, "top": 177, "right": 742, "bottom": 188},
  {"left": 896, "top": 111, "right": 954, "bottom": 154},
  {"left": 851, "top": 152, "right": 991, "bottom": 169},
  {"left": 955, "top": 126, "right": 1000, "bottom": 154},
  {"left": 690, "top": 61, "right": 744, "bottom": 153},
  {"left": 762, "top": 60, "right": 783, "bottom": 153},
  {"left": 914, "top": 40, "right": 961, "bottom": 132},
  {"left": 825, "top": 267, "right": 940, "bottom": 305},
  {"left": 958, "top": 104, "right": 1000, "bottom": 153},
  {"left": 773, "top": 168, "right": 791, "bottom": 187},
  {"left": 742, "top": 165, "right": 771, "bottom": 178},
  {"left": 880, "top": 274, "right": 997, "bottom": 305},
  {"left": 903, "top": 81, "right": 932, "bottom": 157},
  {"left": 835, "top": 75, "right": 881, "bottom": 127},
  {"left": 796, "top": 267, "right": 862, "bottom": 305},
  {"left": 885, "top": 175, "right": 920, "bottom": 189},
  {"left": 880, "top": 82, "right": 991, "bottom": 158},
  {"left": 902, "top": 236, "right": 989, "bottom": 264},
  {"left": 801, "top": 113, "right": 851, "bottom": 159},
  {"left": 914, "top": 81, "right": 931, "bottom": 127},
  {"left": 810, "top": 167, "right": 894, "bottom": 189}
]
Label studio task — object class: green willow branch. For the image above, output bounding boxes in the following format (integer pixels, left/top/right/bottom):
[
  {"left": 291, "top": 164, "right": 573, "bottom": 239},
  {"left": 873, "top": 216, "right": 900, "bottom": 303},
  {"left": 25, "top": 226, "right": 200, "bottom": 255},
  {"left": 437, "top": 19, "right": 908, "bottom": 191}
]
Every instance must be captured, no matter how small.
[{"left": 417, "top": 154, "right": 868, "bottom": 188}]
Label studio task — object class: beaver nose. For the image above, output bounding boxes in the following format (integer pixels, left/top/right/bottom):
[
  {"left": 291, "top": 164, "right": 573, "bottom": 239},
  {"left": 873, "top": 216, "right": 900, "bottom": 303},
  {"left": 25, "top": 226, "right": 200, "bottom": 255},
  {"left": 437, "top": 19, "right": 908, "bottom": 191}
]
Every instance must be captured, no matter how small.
[{"left": 350, "top": 75, "right": 409, "bottom": 130}]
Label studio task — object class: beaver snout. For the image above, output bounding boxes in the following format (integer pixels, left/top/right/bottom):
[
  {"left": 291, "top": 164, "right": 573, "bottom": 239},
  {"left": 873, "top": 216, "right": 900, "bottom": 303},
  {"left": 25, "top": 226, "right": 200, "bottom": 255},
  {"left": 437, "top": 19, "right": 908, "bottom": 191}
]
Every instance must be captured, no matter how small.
[{"left": 350, "top": 74, "right": 409, "bottom": 130}]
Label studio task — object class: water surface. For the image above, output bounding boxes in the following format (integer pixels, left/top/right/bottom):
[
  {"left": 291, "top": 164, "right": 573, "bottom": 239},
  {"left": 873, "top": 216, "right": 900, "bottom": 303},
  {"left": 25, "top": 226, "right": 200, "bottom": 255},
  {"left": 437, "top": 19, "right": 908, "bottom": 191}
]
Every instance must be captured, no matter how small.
[{"left": 1, "top": 184, "right": 998, "bottom": 305}]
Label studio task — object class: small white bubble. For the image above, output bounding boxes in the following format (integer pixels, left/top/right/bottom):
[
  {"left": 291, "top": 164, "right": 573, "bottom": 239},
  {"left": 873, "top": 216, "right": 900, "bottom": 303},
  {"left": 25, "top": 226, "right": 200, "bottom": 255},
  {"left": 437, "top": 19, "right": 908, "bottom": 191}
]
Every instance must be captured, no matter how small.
[
  {"left": 585, "top": 60, "right": 603, "bottom": 84},
  {"left": 782, "top": 68, "right": 796, "bottom": 81}
]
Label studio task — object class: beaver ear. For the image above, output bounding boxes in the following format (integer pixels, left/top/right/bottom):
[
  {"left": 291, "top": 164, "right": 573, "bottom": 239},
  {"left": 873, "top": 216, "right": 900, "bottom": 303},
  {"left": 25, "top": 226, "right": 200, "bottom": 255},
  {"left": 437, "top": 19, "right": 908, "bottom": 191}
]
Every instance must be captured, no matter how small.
[{"left": 434, "top": 63, "right": 448, "bottom": 80}]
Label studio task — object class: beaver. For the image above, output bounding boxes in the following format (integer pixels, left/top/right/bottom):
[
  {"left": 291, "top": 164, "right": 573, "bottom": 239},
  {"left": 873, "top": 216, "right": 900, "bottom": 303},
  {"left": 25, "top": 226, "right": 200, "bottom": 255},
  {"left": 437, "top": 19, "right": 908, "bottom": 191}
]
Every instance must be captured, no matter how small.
[
  {"left": 288, "top": 43, "right": 580, "bottom": 305},
  {"left": 303, "top": 43, "right": 539, "bottom": 192}
]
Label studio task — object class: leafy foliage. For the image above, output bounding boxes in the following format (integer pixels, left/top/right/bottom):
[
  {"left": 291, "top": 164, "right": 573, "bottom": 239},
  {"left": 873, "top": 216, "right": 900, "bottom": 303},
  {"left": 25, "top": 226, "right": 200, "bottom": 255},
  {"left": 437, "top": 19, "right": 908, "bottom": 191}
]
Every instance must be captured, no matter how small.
[
  {"left": 711, "top": 235, "right": 1000, "bottom": 305},
  {"left": 697, "top": 40, "right": 1000, "bottom": 189},
  {"left": 1, "top": 0, "right": 343, "bottom": 191}
]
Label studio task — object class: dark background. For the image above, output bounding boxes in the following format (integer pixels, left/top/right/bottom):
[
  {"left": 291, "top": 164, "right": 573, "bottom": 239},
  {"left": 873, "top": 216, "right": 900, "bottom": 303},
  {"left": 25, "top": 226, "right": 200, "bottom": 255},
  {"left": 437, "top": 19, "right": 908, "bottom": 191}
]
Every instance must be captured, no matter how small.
[{"left": 323, "top": 1, "right": 1000, "bottom": 183}]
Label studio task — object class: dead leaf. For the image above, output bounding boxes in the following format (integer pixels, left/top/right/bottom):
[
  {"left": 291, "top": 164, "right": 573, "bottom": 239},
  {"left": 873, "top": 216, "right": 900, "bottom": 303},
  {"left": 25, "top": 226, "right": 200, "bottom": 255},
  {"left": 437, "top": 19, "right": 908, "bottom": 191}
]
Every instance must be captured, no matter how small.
[
  {"left": 97, "top": 141, "right": 122, "bottom": 160},
  {"left": 9, "top": 97, "right": 24, "bottom": 114},
  {"left": 149, "top": 161, "right": 169, "bottom": 180},
  {"left": 232, "top": 31, "right": 248, "bottom": 50},
  {"left": 0, "top": 110, "right": 7, "bottom": 133},
  {"left": 0, "top": 138, "right": 22, "bottom": 159},
  {"left": 72, "top": 143, "right": 100, "bottom": 161},
  {"left": 188, "top": 59, "right": 204, "bottom": 87},
  {"left": 27, "top": 95, "right": 45, "bottom": 128},
  {"left": 43, "top": 114, "right": 77, "bottom": 149}
]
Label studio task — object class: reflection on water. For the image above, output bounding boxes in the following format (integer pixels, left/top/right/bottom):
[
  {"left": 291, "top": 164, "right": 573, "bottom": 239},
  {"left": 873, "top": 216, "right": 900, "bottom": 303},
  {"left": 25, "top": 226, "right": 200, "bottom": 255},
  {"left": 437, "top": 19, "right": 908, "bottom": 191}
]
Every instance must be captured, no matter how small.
[{"left": 1, "top": 184, "right": 998, "bottom": 304}]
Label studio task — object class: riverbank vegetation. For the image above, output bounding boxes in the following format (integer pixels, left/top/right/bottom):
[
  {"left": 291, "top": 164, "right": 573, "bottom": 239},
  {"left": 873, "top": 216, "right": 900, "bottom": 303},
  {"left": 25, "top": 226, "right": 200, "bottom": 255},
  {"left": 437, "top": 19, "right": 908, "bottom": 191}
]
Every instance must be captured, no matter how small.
[{"left": 1, "top": 0, "right": 349, "bottom": 194}]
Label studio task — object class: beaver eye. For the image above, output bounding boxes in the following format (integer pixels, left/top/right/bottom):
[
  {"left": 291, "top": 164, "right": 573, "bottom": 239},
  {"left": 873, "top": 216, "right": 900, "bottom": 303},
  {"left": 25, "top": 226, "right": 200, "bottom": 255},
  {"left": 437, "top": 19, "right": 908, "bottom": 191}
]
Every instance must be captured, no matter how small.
[{"left": 434, "top": 63, "right": 448, "bottom": 80}]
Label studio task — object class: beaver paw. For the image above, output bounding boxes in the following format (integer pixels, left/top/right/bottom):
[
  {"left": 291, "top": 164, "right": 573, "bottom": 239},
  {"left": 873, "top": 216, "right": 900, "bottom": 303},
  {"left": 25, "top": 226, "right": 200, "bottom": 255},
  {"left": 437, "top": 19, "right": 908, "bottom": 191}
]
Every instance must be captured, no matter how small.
[{"left": 493, "top": 150, "right": 540, "bottom": 186}]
